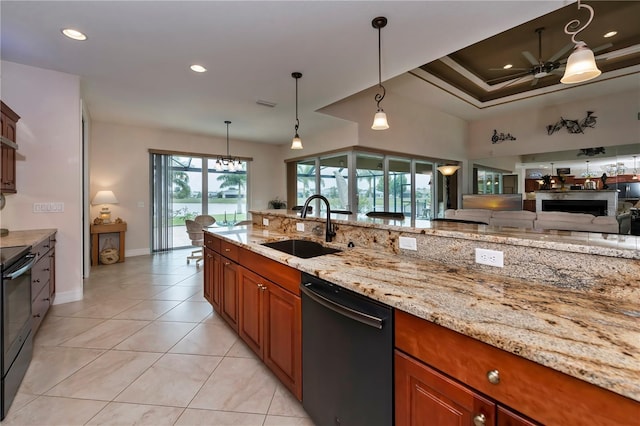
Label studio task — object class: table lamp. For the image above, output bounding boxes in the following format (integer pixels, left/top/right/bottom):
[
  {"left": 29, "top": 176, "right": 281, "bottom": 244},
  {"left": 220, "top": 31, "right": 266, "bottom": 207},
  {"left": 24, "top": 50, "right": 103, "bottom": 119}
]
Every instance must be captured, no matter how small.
[{"left": 92, "top": 190, "right": 118, "bottom": 223}]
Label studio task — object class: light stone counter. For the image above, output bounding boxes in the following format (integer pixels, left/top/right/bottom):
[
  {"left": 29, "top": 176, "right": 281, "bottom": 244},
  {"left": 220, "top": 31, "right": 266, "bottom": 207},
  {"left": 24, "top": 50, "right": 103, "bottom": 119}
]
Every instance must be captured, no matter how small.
[
  {"left": 0, "top": 229, "right": 57, "bottom": 248},
  {"left": 207, "top": 222, "right": 640, "bottom": 403}
]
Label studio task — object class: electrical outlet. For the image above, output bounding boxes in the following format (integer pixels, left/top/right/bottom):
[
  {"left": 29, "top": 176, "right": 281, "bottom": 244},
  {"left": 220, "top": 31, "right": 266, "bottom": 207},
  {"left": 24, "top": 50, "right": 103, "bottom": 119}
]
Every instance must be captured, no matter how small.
[
  {"left": 475, "top": 248, "right": 504, "bottom": 268},
  {"left": 296, "top": 222, "right": 305, "bottom": 232},
  {"left": 262, "top": 218, "right": 269, "bottom": 226},
  {"left": 33, "top": 202, "right": 64, "bottom": 213},
  {"left": 399, "top": 236, "right": 417, "bottom": 251}
]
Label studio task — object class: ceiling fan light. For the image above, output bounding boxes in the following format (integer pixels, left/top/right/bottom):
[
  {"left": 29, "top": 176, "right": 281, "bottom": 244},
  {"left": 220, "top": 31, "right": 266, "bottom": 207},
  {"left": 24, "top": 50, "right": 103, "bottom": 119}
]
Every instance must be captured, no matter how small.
[
  {"left": 561, "top": 43, "right": 601, "bottom": 84},
  {"left": 371, "top": 110, "right": 389, "bottom": 130},
  {"left": 291, "top": 134, "right": 303, "bottom": 150}
]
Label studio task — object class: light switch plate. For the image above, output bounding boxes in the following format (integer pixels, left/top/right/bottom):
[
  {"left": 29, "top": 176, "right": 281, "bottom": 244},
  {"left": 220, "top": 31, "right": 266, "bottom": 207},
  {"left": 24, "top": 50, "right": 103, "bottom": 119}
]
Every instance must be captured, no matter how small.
[
  {"left": 296, "top": 222, "right": 305, "bottom": 232},
  {"left": 399, "top": 236, "right": 417, "bottom": 251},
  {"left": 262, "top": 218, "right": 269, "bottom": 226}
]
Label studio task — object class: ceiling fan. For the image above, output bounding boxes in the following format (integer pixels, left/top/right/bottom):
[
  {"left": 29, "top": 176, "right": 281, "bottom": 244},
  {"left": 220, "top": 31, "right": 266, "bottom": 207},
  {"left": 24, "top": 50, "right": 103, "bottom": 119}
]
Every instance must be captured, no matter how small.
[{"left": 488, "top": 27, "right": 611, "bottom": 87}]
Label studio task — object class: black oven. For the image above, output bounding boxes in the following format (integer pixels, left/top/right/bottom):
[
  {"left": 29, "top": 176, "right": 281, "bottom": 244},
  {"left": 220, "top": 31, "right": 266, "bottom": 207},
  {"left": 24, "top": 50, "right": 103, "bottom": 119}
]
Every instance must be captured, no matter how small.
[{"left": 1, "top": 245, "right": 36, "bottom": 420}]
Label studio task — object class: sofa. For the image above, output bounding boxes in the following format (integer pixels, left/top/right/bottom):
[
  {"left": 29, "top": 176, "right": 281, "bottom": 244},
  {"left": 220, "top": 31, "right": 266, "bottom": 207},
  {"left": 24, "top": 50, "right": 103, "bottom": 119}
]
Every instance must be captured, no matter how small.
[{"left": 444, "top": 209, "right": 625, "bottom": 234}]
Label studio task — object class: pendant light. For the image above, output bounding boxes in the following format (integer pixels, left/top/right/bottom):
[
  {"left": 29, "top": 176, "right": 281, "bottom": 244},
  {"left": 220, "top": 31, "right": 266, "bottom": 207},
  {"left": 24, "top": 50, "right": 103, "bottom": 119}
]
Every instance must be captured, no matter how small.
[
  {"left": 550, "top": 162, "right": 556, "bottom": 184},
  {"left": 371, "top": 16, "right": 389, "bottom": 130},
  {"left": 291, "top": 72, "right": 303, "bottom": 150},
  {"left": 633, "top": 155, "right": 638, "bottom": 180},
  {"left": 215, "top": 120, "right": 240, "bottom": 172},
  {"left": 560, "top": 0, "right": 601, "bottom": 84}
]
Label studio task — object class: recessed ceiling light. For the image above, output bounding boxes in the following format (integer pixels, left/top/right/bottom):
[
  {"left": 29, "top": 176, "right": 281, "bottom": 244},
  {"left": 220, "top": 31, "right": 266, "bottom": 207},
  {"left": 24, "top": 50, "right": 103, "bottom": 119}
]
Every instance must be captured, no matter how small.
[
  {"left": 190, "top": 64, "right": 207, "bottom": 73},
  {"left": 61, "top": 28, "right": 87, "bottom": 41},
  {"left": 603, "top": 31, "right": 617, "bottom": 38},
  {"left": 503, "top": 64, "right": 513, "bottom": 69}
]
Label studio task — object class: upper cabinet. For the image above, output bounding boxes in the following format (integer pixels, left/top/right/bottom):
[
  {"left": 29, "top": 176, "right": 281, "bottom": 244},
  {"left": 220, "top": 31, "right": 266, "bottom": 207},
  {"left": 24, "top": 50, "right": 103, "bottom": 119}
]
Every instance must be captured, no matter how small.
[{"left": 1, "top": 101, "right": 20, "bottom": 194}]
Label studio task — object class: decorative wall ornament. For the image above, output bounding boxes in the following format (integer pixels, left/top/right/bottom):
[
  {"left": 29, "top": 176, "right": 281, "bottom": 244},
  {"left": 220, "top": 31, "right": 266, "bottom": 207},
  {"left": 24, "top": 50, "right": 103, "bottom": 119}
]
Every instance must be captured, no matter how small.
[
  {"left": 546, "top": 111, "right": 597, "bottom": 135},
  {"left": 578, "top": 147, "right": 605, "bottom": 157},
  {"left": 491, "top": 129, "right": 517, "bottom": 144}
]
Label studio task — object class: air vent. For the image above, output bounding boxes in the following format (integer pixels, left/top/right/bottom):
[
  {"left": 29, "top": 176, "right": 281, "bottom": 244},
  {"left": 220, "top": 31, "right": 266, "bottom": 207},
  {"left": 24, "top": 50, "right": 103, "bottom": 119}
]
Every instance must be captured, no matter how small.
[{"left": 256, "top": 99, "right": 277, "bottom": 108}]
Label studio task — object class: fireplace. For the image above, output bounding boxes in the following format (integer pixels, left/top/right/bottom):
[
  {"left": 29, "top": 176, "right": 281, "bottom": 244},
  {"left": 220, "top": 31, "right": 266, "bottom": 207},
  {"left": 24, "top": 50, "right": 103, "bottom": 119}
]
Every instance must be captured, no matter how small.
[{"left": 542, "top": 200, "right": 607, "bottom": 216}]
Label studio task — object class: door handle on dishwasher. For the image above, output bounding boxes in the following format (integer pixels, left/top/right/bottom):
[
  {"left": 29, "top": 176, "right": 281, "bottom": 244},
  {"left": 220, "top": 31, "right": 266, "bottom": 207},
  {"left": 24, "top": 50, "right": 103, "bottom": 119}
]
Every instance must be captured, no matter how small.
[
  {"left": 301, "top": 283, "right": 383, "bottom": 329},
  {"left": 3, "top": 254, "right": 37, "bottom": 280}
]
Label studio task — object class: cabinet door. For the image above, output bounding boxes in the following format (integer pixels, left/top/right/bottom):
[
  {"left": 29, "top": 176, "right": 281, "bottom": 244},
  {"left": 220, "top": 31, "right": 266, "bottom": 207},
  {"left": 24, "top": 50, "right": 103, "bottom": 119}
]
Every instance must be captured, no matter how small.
[
  {"left": 220, "top": 258, "right": 239, "bottom": 332},
  {"left": 395, "top": 350, "right": 495, "bottom": 426},
  {"left": 238, "top": 267, "right": 265, "bottom": 358},
  {"left": 203, "top": 248, "right": 214, "bottom": 305},
  {"left": 0, "top": 144, "right": 16, "bottom": 192},
  {"left": 497, "top": 406, "right": 540, "bottom": 426},
  {"left": 264, "top": 281, "right": 301, "bottom": 400}
]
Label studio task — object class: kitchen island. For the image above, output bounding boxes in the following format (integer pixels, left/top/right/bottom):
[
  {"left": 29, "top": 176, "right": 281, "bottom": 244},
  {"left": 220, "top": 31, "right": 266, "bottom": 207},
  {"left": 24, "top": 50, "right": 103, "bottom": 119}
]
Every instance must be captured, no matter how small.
[{"left": 204, "top": 212, "right": 639, "bottom": 424}]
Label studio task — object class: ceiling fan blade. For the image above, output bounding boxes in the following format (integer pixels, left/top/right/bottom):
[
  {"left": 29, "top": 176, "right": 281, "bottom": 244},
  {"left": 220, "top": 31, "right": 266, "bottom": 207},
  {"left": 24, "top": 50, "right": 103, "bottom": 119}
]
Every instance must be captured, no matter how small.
[
  {"left": 592, "top": 42, "right": 613, "bottom": 54},
  {"left": 548, "top": 43, "right": 574, "bottom": 62},
  {"left": 502, "top": 75, "right": 529, "bottom": 88},
  {"left": 522, "top": 50, "right": 538, "bottom": 66},
  {"left": 485, "top": 70, "right": 529, "bottom": 84},
  {"left": 531, "top": 78, "right": 539, "bottom": 86}
]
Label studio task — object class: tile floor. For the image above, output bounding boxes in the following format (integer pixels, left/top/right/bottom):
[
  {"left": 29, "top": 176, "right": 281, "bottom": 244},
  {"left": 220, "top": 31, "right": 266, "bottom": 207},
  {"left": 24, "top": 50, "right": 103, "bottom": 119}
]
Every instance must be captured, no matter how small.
[{"left": 1, "top": 249, "right": 313, "bottom": 426}]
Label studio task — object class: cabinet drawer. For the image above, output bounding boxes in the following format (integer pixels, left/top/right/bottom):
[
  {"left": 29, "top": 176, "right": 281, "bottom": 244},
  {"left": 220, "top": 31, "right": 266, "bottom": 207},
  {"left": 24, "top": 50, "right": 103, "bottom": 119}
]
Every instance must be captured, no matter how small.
[
  {"left": 33, "top": 236, "right": 54, "bottom": 259},
  {"left": 220, "top": 240, "right": 239, "bottom": 262},
  {"left": 395, "top": 310, "right": 638, "bottom": 426},
  {"left": 31, "top": 257, "right": 51, "bottom": 301},
  {"left": 204, "top": 232, "right": 220, "bottom": 251},
  {"left": 32, "top": 284, "right": 51, "bottom": 333},
  {"left": 240, "top": 249, "right": 301, "bottom": 295}
]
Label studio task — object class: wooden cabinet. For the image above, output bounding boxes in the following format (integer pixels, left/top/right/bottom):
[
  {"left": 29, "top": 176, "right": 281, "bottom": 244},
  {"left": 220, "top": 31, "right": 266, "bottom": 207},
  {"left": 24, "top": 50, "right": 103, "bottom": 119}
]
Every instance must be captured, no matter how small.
[
  {"left": 395, "top": 310, "right": 638, "bottom": 426},
  {"left": 395, "top": 350, "right": 495, "bottom": 426},
  {"left": 30, "top": 234, "right": 56, "bottom": 333},
  {"left": 522, "top": 199, "right": 536, "bottom": 212},
  {"left": 239, "top": 267, "right": 301, "bottom": 398},
  {"left": 203, "top": 231, "right": 302, "bottom": 400},
  {"left": 1, "top": 101, "right": 20, "bottom": 193}
]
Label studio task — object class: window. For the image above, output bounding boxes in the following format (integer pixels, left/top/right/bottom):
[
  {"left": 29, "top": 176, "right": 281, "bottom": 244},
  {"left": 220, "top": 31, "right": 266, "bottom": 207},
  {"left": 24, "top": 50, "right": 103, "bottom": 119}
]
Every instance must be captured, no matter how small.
[{"left": 292, "top": 149, "right": 451, "bottom": 222}]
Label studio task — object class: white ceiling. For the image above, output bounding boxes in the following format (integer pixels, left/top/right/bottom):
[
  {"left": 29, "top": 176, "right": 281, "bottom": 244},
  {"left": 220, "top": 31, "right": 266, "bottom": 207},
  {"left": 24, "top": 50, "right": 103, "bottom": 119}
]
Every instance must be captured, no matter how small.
[{"left": 0, "top": 1, "right": 566, "bottom": 144}]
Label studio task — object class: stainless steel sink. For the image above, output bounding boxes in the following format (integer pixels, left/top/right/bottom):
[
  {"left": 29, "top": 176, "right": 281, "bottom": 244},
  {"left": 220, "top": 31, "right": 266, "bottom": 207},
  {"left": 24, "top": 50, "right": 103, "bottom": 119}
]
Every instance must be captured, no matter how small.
[{"left": 261, "top": 239, "right": 341, "bottom": 259}]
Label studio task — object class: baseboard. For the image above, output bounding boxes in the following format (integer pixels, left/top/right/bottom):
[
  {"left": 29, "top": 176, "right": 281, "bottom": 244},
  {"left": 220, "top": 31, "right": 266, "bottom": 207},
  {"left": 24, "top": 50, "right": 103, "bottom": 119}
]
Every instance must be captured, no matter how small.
[
  {"left": 125, "top": 248, "right": 151, "bottom": 257},
  {"left": 52, "top": 288, "right": 83, "bottom": 305}
]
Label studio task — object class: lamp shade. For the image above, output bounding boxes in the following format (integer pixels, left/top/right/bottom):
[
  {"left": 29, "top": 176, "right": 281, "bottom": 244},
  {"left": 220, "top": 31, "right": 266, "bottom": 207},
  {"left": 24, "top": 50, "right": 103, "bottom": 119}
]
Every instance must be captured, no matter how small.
[
  {"left": 371, "top": 111, "right": 389, "bottom": 130},
  {"left": 92, "top": 190, "right": 118, "bottom": 205},
  {"left": 560, "top": 43, "right": 601, "bottom": 84},
  {"left": 291, "top": 134, "right": 303, "bottom": 150},
  {"left": 437, "top": 165, "right": 460, "bottom": 176}
]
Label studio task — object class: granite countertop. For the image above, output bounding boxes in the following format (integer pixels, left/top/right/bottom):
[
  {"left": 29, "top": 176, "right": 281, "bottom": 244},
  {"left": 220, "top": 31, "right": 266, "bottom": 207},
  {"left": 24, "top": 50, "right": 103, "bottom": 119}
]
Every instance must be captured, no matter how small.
[
  {"left": 0, "top": 229, "right": 57, "bottom": 248},
  {"left": 208, "top": 225, "right": 640, "bottom": 403}
]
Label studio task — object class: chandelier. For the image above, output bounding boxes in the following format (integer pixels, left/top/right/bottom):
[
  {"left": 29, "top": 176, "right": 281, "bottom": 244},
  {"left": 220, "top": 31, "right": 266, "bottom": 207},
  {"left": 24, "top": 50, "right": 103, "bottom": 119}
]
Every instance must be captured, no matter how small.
[{"left": 215, "top": 120, "right": 240, "bottom": 172}]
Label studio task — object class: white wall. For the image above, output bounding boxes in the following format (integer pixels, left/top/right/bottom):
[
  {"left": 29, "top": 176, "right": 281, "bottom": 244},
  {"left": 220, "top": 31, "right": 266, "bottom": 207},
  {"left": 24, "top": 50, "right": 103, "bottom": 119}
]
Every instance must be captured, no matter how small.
[
  {"left": 90, "top": 121, "right": 285, "bottom": 254},
  {"left": 1, "top": 61, "right": 83, "bottom": 304},
  {"left": 467, "top": 90, "right": 640, "bottom": 160}
]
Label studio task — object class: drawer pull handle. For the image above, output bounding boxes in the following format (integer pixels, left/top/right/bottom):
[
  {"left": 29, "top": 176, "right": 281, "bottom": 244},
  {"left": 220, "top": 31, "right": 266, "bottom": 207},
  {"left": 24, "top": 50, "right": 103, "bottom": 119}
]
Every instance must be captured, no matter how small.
[
  {"left": 44, "top": 268, "right": 50, "bottom": 271},
  {"left": 34, "top": 279, "right": 40, "bottom": 283},
  {"left": 473, "top": 414, "right": 486, "bottom": 426},
  {"left": 224, "top": 262, "right": 231, "bottom": 266},
  {"left": 487, "top": 369, "right": 500, "bottom": 385},
  {"left": 43, "top": 298, "right": 50, "bottom": 302},
  {"left": 224, "top": 248, "right": 231, "bottom": 252},
  {"left": 33, "top": 314, "right": 41, "bottom": 318}
]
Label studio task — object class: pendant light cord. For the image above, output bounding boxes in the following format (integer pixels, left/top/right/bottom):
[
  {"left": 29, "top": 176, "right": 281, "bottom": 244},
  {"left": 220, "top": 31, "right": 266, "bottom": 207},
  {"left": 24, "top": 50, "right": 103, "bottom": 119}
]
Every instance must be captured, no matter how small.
[
  {"left": 374, "top": 22, "right": 386, "bottom": 109},
  {"left": 225, "top": 120, "right": 231, "bottom": 156},
  {"left": 295, "top": 77, "right": 299, "bottom": 134}
]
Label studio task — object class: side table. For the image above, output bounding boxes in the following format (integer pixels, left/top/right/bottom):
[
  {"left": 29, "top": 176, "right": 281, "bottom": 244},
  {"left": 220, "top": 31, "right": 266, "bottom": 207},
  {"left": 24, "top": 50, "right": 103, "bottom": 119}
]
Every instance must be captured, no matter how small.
[{"left": 90, "top": 222, "right": 127, "bottom": 266}]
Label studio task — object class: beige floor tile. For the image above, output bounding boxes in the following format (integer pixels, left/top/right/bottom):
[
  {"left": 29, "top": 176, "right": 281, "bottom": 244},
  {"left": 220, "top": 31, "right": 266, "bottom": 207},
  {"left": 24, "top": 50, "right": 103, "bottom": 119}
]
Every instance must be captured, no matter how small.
[
  {"left": 264, "top": 415, "right": 316, "bottom": 425},
  {"left": 3, "top": 391, "right": 38, "bottom": 416},
  {"left": 150, "top": 285, "right": 200, "bottom": 301},
  {"left": 189, "top": 357, "right": 278, "bottom": 414},
  {"left": 268, "top": 384, "right": 309, "bottom": 417},
  {"left": 115, "top": 321, "right": 197, "bottom": 352},
  {"left": 186, "top": 291, "right": 208, "bottom": 302},
  {"left": 115, "top": 353, "right": 221, "bottom": 407},
  {"left": 0, "top": 395, "right": 107, "bottom": 426},
  {"left": 47, "top": 299, "right": 92, "bottom": 317},
  {"left": 114, "top": 284, "right": 172, "bottom": 299},
  {"left": 113, "top": 300, "right": 182, "bottom": 320},
  {"left": 175, "top": 408, "right": 265, "bottom": 425},
  {"left": 33, "top": 316, "right": 106, "bottom": 346},
  {"left": 169, "top": 323, "right": 238, "bottom": 356},
  {"left": 156, "top": 301, "right": 213, "bottom": 322},
  {"left": 60, "top": 319, "right": 150, "bottom": 349},
  {"left": 19, "top": 346, "right": 105, "bottom": 395},
  {"left": 45, "top": 350, "right": 161, "bottom": 400},
  {"left": 85, "top": 402, "right": 184, "bottom": 425},
  {"left": 225, "top": 337, "right": 258, "bottom": 358},
  {"left": 200, "top": 311, "right": 227, "bottom": 326},
  {"left": 70, "top": 297, "right": 142, "bottom": 319}
]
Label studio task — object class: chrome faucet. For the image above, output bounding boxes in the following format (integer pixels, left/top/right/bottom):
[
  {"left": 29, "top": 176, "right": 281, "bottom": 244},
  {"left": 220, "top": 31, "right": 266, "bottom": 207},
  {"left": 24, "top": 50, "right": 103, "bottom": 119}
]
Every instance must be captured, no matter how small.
[{"left": 301, "top": 194, "right": 336, "bottom": 242}]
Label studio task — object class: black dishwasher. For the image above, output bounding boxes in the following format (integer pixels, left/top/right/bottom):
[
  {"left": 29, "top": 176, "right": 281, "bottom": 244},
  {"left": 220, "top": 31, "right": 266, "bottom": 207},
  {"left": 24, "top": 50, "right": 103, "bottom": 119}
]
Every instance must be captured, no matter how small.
[{"left": 301, "top": 273, "right": 393, "bottom": 426}]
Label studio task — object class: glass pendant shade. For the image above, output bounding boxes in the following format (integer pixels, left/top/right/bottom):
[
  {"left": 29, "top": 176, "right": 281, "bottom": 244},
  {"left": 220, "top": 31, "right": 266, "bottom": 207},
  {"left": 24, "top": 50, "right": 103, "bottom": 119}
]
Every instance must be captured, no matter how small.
[
  {"left": 371, "top": 111, "right": 389, "bottom": 130},
  {"left": 291, "top": 134, "right": 303, "bottom": 150},
  {"left": 437, "top": 165, "right": 460, "bottom": 176},
  {"left": 560, "top": 43, "right": 601, "bottom": 84}
]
